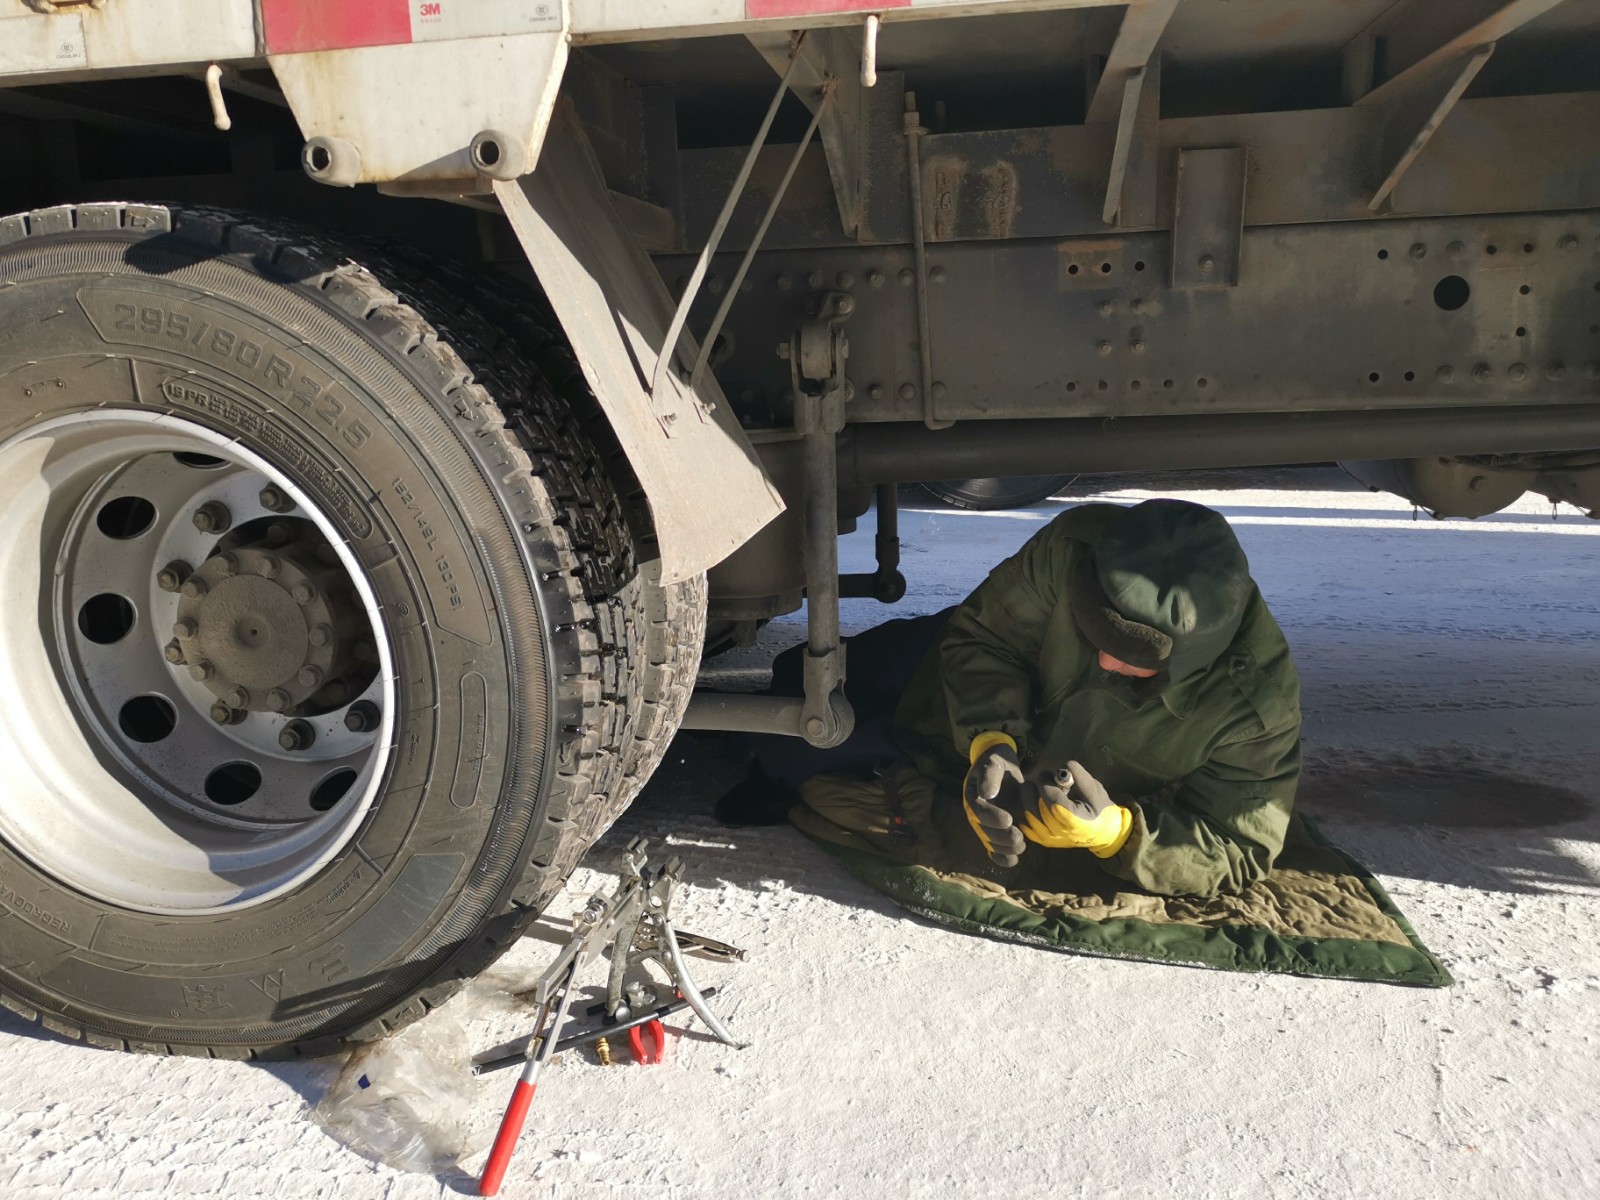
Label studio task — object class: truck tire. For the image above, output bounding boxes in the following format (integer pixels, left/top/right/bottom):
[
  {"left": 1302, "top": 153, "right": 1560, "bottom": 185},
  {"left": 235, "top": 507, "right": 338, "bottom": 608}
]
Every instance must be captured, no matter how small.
[{"left": 0, "top": 204, "right": 703, "bottom": 1057}]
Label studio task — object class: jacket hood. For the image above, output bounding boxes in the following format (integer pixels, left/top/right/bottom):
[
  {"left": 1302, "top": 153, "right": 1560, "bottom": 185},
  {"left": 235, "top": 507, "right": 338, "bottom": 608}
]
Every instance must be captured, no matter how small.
[{"left": 1068, "top": 499, "right": 1253, "bottom": 688}]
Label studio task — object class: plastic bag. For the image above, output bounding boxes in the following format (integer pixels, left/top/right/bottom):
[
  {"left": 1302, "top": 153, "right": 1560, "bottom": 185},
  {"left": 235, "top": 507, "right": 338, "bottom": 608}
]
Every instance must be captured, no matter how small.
[{"left": 312, "top": 1003, "right": 489, "bottom": 1174}]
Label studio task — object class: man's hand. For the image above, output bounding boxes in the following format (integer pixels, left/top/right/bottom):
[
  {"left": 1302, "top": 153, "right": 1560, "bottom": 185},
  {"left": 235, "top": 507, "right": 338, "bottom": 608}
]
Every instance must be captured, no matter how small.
[
  {"left": 1020, "top": 760, "right": 1133, "bottom": 858},
  {"left": 963, "top": 732, "right": 1027, "bottom": 867}
]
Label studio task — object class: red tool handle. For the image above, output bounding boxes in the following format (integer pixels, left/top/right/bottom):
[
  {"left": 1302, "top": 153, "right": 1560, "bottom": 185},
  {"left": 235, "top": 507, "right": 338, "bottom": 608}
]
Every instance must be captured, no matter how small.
[
  {"left": 478, "top": 1079, "right": 537, "bottom": 1196},
  {"left": 627, "top": 1018, "right": 666, "bottom": 1065}
]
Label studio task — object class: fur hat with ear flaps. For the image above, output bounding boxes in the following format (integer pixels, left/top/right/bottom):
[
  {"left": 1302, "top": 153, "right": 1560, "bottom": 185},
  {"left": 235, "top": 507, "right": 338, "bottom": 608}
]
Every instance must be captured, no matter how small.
[{"left": 1068, "top": 499, "right": 1254, "bottom": 696}]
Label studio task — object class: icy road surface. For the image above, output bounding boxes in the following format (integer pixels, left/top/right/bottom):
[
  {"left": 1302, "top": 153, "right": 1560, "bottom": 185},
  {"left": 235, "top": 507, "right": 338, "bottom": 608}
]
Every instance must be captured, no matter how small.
[{"left": 4, "top": 469, "right": 1598, "bottom": 1199}]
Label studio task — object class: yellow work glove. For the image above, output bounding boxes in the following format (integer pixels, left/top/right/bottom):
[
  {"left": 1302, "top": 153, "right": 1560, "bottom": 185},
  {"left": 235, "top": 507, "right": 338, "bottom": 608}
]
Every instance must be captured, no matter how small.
[
  {"left": 1019, "top": 760, "right": 1132, "bottom": 858},
  {"left": 962, "top": 731, "right": 1027, "bottom": 868}
]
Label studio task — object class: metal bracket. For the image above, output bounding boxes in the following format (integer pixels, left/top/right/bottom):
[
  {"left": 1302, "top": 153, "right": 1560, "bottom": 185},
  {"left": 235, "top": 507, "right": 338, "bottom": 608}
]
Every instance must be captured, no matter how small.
[
  {"left": 1369, "top": 45, "right": 1494, "bottom": 212},
  {"left": 750, "top": 26, "right": 868, "bottom": 238},
  {"left": 903, "top": 92, "right": 952, "bottom": 431},
  {"left": 789, "top": 290, "right": 856, "bottom": 436},
  {"left": 1170, "top": 146, "right": 1247, "bottom": 290},
  {"left": 1102, "top": 68, "right": 1146, "bottom": 226},
  {"left": 1348, "top": 0, "right": 1564, "bottom": 108},
  {"left": 1086, "top": 0, "right": 1180, "bottom": 124}
]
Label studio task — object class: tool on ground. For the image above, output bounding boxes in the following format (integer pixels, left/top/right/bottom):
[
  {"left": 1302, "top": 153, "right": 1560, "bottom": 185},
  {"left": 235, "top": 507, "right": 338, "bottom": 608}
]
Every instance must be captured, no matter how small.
[{"left": 476, "top": 839, "right": 747, "bottom": 1196}]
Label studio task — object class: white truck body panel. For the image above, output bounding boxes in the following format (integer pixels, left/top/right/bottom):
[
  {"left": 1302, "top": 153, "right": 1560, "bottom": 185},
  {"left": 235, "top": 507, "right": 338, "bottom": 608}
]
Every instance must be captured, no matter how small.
[
  {"left": 0, "top": 1, "right": 256, "bottom": 80},
  {"left": 0, "top": 1, "right": 1105, "bottom": 78}
]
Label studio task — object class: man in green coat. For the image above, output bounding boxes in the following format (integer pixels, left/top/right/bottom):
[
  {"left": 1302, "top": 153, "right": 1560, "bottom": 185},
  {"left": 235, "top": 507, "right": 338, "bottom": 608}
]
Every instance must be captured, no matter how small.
[{"left": 893, "top": 498, "right": 1301, "bottom": 898}]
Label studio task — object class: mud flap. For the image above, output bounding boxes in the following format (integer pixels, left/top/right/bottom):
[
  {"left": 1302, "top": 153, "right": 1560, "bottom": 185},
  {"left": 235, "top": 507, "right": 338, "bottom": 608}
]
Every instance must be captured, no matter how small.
[{"left": 493, "top": 104, "right": 785, "bottom": 585}]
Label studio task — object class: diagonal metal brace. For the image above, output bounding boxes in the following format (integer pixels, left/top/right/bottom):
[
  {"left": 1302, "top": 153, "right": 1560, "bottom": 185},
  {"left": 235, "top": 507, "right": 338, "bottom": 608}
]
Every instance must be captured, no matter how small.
[
  {"left": 690, "top": 78, "right": 837, "bottom": 391},
  {"left": 1368, "top": 44, "right": 1495, "bottom": 212},
  {"left": 651, "top": 35, "right": 808, "bottom": 405}
]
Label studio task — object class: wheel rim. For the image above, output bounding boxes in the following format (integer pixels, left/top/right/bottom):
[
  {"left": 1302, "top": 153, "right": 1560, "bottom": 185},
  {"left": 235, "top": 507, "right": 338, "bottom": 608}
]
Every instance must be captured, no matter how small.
[{"left": 0, "top": 412, "right": 395, "bottom": 914}]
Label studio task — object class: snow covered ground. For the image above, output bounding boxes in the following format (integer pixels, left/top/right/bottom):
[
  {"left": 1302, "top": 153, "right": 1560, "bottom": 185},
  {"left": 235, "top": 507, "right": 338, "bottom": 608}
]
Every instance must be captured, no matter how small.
[{"left": 4, "top": 468, "right": 1598, "bottom": 1199}]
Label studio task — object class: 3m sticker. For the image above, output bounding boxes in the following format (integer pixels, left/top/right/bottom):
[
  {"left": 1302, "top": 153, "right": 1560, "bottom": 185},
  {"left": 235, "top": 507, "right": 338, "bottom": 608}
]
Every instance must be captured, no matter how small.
[
  {"left": 264, "top": 0, "right": 560, "bottom": 54},
  {"left": 412, "top": 0, "right": 560, "bottom": 42}
]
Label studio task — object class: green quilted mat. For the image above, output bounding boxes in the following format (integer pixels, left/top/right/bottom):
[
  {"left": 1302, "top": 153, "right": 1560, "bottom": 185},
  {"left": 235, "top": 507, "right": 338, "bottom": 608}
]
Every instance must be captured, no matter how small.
[{"left": 791, "top": 769, "right": 1450, "bottom": 987}]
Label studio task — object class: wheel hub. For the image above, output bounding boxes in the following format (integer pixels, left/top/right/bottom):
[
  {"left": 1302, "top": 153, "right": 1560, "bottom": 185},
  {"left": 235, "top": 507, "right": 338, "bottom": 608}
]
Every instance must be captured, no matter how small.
[{"left": 171, "top": 529, "right": 367, "bottom": 717}]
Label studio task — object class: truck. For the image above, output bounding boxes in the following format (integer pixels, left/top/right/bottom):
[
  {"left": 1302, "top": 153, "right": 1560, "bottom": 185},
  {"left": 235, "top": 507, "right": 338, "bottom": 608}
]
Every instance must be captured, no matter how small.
[{"left": 0, "top": 0, "right": 1595, "bottom": 1058}]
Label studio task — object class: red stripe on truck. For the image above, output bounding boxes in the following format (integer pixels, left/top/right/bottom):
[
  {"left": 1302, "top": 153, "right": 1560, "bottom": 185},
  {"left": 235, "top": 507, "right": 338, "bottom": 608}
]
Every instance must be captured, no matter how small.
[
  {"left": 262, "top": 0, "right": 415, "bottom": 55},
  {"left": 747, "top": 1, "right": 912, "bottom": 16}
]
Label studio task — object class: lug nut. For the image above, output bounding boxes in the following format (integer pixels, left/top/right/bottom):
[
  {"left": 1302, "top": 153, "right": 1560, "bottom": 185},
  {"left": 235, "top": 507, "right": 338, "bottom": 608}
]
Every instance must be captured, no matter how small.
[
  {"left": 163, "top": 640, "right": 185, "bottom": 665},
  {"left": 265, "top": 688, "right": 292, "bottom": 712},
  {"left": 344, "top": 701, "right": 380, "bottom": 733},
  {"left": 214, "top": 552, "right": 239, "bottom": 577},
  {"left": 278, "top": 720, "right": 315, "bottom": 752},
  {"left": 297, "top": 665, "right": 323, "bottom": 688},
  {"left": 192, "top": 501, "right": 232, "bottom": 534},
  {"left": 292, "top": 583, "right": 315, "bottom": 605},
  {"left": 173, "top": 618, "right": 198, "bottom": 639},
  {"left": 259, "top": 485, "right": 296, "bottom": 514},
  {"left": 225, "top": 687, "right": 249, "bottom": 709},
  {"left": 256, "top": 555, "right": 282, "bottom": 579},
  {"left": 266, "top": 521, "right": 295, "bottom": 547},
  {"left": 308, "top": 623, "right": 333, "bottom": 648},
  {"left": 181, "top": 577, "right": 209, "bottom": 599},
  {"left": 156, "top": 561, "right": 192, "bottom": 593},
  {"left": 189, "top": 659, "right": 214, "bottom": 682},
  {"left": 209, "top": 702, "right": 243, "bottom": 725}
]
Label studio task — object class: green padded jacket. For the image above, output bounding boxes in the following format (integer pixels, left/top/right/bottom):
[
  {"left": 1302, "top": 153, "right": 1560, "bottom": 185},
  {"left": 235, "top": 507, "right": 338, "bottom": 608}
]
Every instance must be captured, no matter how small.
[{"left": 893, "top": 502, "right": 1302, "bottom": 898}]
